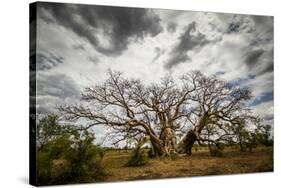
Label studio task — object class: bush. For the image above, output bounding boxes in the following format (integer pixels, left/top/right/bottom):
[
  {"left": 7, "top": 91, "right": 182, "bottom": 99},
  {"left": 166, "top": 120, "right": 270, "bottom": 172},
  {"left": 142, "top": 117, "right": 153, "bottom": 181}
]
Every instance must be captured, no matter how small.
[
  {"left": 209, "top": 143, "right": 224, "bottom": 157},
  {"left": 37, "top": 115, "right": 105, "bottom": 185},
  {"left": 127, "top": 149, "right": 148, "bottom": 166},
  {"left": 148, "top": 147, "right": 155, "bottom": 158},
  {"left": 127, "top": 138, "right": 149, "bottom": 166},
  {"left": 210, "top": 147, "right": 223, "bottom": 157},
  {"left": 255, "top": 124, "right": 273, "bottom": 146}
]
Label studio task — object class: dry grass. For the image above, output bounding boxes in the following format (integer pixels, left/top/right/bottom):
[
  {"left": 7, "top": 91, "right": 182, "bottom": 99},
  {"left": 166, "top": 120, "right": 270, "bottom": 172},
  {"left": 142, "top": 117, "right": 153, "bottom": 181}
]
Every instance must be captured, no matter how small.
[{"left": 100, "top": 146, "right": 273, "bottom": 182}]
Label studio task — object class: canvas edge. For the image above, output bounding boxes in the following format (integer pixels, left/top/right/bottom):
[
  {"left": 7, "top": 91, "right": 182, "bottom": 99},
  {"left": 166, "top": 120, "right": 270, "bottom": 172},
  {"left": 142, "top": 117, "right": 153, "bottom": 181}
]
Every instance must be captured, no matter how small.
[{"left": 29, "top": 2, "right": 38, "bottom": 186}]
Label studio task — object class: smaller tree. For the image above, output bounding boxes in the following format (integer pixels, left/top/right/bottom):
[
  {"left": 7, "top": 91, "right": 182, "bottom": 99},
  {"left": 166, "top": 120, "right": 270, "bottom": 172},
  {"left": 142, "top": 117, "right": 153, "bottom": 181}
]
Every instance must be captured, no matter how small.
[
  {"left": 245, "top": 132, "right": 258, "bottom": 152},
  {"left": 37, "top": 114, "right": 105, "bottom": 185},
  {"left": 205, "top": 124, "right": 225, "bottom": 157},
  {"left": 233, "top": 118, "right": 259, "bottom": 152},
  {"left": 36, "top": 114, "right": 65, "bottom": 151},
  {"left": 234, "top": 122, "right": 250, "bottom": 152},
  {"left": 209, "top": 143, "right": 224, "bottom": 157},
  {"left": 255, "top": 124, "right": 273, "bottom": 146},
  {"left": 127, "top": 137, "right": 149, "bottom": 167}
]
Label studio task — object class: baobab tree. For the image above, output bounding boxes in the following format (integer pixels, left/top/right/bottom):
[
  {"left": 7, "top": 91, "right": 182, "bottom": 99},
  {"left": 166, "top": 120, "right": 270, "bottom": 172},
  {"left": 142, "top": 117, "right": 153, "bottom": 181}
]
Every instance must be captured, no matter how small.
[{"left": 59, "top": 70, "right": 257, "bottom": 156}]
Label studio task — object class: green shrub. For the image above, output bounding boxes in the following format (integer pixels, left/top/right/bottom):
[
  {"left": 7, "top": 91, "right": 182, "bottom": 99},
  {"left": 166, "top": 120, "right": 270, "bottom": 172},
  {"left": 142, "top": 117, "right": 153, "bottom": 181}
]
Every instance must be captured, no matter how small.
[
  {"left": 36, "top": 115, "right": 105, "bottom": 185},
  {"left": 148, "top": 147, "right": 156, "bottom": 158},
  {"left": 127, "top": 138, "right": 149, "bottom": 166},
  {"left": 209, "top": 143, "right": 224, "bottom": 157},
  {"left": 255, "top": 124, "right": 273, "bottom": 146},
  {"left": 128, "top": 148, "right": 148, "bottom": 166}
]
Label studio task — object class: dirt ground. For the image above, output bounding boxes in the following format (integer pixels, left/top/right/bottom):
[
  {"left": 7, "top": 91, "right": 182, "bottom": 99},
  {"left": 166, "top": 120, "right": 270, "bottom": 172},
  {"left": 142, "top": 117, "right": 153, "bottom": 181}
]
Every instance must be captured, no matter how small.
[{"left": 101, "top": 146, "right": 273, "bottom": 182}]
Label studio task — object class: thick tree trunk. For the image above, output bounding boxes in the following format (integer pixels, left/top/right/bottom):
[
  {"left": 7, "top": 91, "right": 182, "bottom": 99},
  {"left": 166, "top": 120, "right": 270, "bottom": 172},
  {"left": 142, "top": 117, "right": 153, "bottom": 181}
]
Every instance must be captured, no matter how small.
[
  {"left": 149, "top": 127, "right": 177, "bottom": 157},
  {"left": 149, "top": 112, "right": 178, "bottom": 157},
  {"left": 150, "top": 140, "right": 165, "bottom": 157},
  {"left": 151, "top": 113, "right": 209, "bottom": 156},
  {"left": 177, "top": 130, "right": 197, "bottom": 155},
  {"left": 160, "top": 127, "right": 177, "bottom": 155},
  {"left": 177, "top": 113, "right": 208, "bottom": 155}
]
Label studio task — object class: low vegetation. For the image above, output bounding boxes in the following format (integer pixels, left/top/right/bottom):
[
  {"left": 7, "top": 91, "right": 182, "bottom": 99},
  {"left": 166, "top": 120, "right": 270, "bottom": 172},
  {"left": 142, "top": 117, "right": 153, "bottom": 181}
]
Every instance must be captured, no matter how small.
[
  {"left": 102, "top": 146, "right": 273, "bottom": 182},
  {"left": 36, "top": 114, "right": 273, "bottom": 185},
  {"left": 127, "top": 138, "right": 149, "bottom": 167},
  {"left": 36, "top": 115, "right": 105, "bottom": 185}
]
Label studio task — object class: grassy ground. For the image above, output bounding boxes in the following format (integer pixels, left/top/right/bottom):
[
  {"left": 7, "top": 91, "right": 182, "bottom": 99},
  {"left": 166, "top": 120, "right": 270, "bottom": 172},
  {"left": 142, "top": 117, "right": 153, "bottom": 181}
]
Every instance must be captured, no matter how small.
[{"left": 100, "top": 146, "right": 273, "bottom": 182}]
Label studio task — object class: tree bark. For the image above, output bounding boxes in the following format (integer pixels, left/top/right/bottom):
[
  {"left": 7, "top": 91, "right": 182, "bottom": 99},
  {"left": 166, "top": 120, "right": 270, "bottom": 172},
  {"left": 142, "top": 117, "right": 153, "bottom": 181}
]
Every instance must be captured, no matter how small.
[
  {"left": 177, "top": 113, "right": 208, "bottom": 155},
  {"left": 149, "top": 127, "right": 177, "bottom": 157},
  {"left": 177, "top": 130, "right": 197, "bottom": 155},
  {"left": 160, "top": 127, "right": 177, "bottom": 155},
  {"left": 150, "top": 140, "right": 164, "bottom": 157}
]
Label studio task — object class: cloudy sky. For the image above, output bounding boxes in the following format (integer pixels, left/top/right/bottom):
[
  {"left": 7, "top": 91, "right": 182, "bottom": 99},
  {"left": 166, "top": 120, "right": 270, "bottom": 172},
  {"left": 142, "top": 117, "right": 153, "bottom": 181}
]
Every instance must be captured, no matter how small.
[{"left": 35, "top": 2, "right": 273, "bottom": 144}]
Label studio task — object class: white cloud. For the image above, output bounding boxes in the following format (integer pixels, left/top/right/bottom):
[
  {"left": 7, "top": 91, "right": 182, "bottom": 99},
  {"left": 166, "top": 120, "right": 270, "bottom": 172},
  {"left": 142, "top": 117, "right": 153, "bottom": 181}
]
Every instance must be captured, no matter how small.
[{"left": 252, "top": 100, "right": 274, "bottom": 126}]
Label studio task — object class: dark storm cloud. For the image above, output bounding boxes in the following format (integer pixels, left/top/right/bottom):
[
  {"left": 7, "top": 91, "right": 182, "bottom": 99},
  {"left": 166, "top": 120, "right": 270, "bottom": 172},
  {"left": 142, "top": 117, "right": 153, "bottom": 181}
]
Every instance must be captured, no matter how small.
[
  {"left": 251, "top": 15, "right": 267, "bottom": 25},
  {"left": 244, "top": 49, "right": 265, "bottom": 68},
  {"left": 251, "top": 15, "right": 273, "bottom": 43},
  {"left": 38, "top": 2, "right": 163, "bottom": 57},
  {"left": 37, "top": 73, "right": 81, "bottom": 114},
  {"left": 37, "top": 73, "right": 80, "bottom": 99},
  {"left": 250, "top": 17, "right": 273, "bottom": 46},
  {"left": 256, "top": 50, "right": 273, "bottom": 75},
  {"left": 260, "top": 61, "right": 273, "bottom": 74},
  {"left": 36, "top": 51, "right": 64, "bottom": 70},
  {"left": 167, "top": 22, "right": 177, "bottom": 33},
  {"left": 251, "top": 15, "right": 273, "bottom": 32},
  {"left": 250, "top": 91, "right": 273, "bottom": 106},
  {"left": 243, "top": 48, "right": 273, "bottom": 76},
  {"left": 231, "top": 15, "right": 273, "bottom": 77},
  {"left": 224, "top": 15, "right": 255, "bottom": 34},
  {"left": 165, "top": 22, "right": 209, "bottom": 69},
  {"left": 227, "top": 22, "right": 240, "bottom": 33}
]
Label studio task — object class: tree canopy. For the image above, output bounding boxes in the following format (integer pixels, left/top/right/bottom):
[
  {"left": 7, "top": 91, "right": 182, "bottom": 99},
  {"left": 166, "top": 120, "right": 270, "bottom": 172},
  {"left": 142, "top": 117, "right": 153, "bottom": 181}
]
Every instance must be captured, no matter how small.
[{"left": 59, "top": 70, "right": 263, "bottom": 156}]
